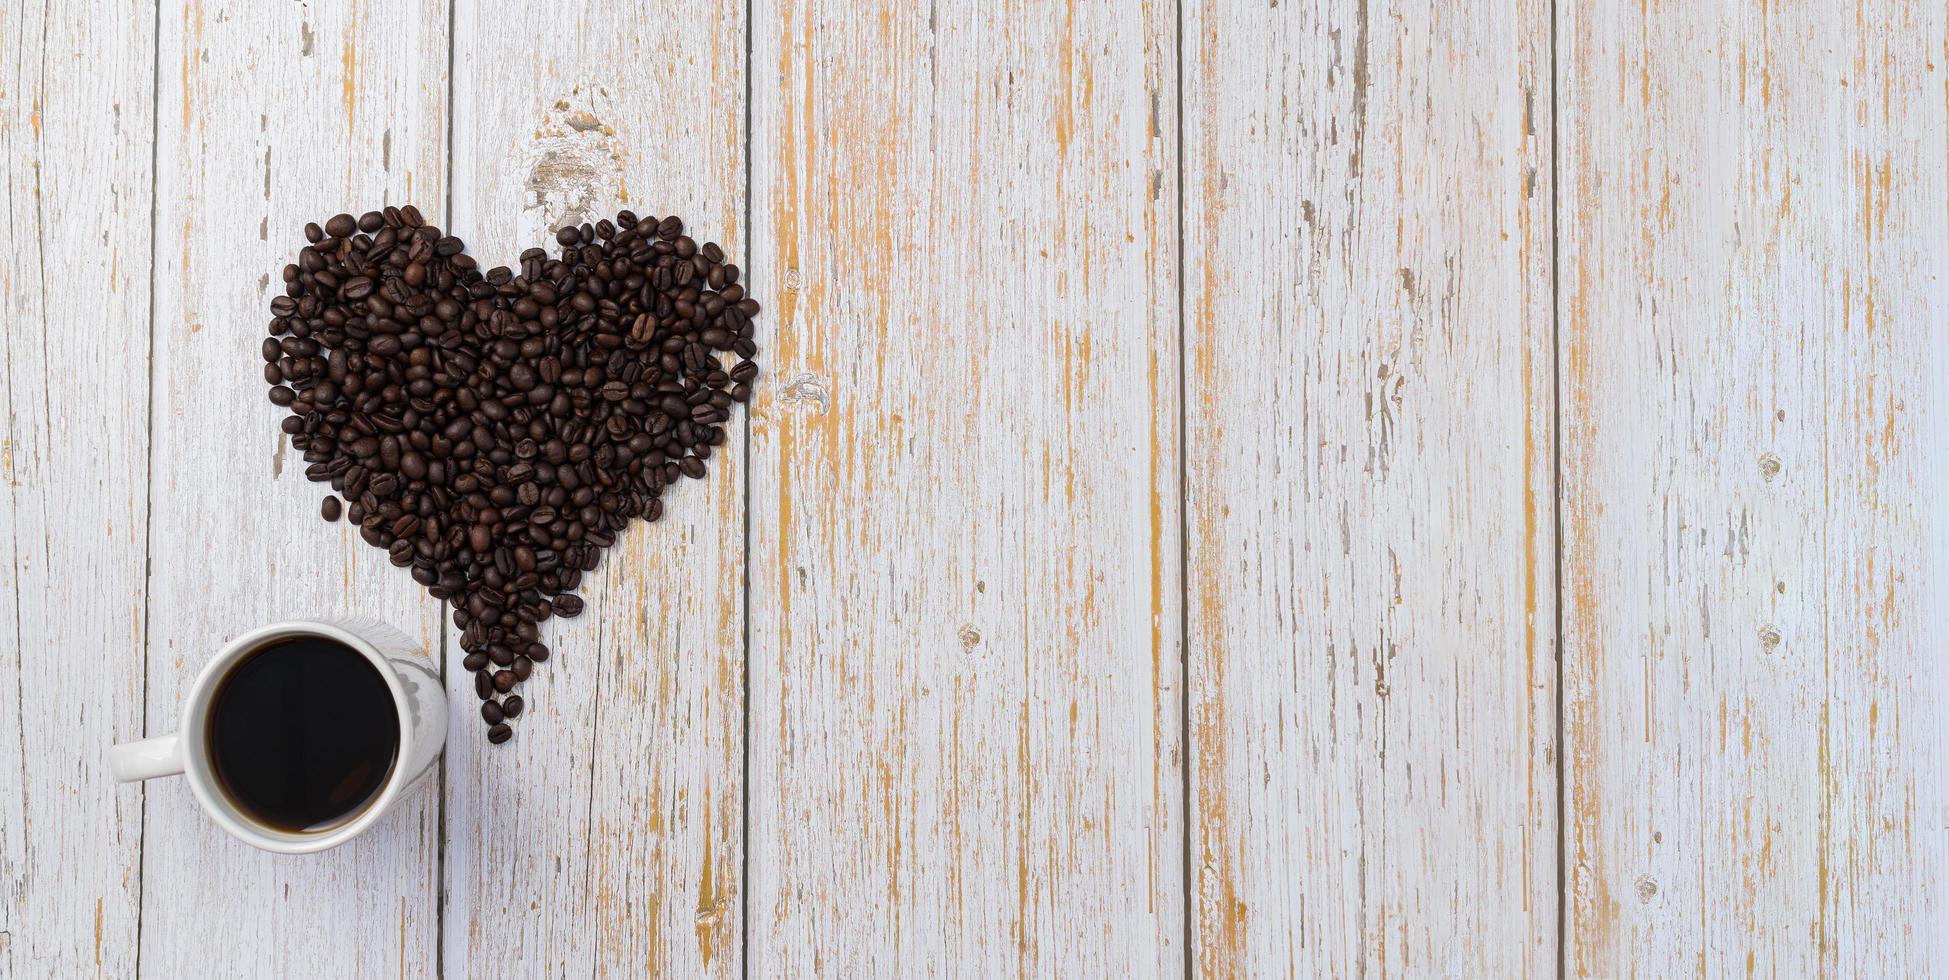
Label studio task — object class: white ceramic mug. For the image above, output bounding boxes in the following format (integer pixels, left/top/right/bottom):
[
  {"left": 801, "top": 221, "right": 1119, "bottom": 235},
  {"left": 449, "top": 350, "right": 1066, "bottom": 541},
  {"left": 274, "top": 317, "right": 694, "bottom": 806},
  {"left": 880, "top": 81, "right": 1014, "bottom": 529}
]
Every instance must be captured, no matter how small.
[{"left": 108, "top": 617, "right": 446, "bottom": 854}]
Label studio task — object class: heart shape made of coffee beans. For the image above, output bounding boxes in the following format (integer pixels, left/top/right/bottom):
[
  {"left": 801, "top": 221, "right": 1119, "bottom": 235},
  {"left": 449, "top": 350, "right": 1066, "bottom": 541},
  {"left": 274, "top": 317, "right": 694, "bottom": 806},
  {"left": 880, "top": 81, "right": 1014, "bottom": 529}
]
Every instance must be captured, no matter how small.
[{"left": 262, "top": 205, "right": 760, "bottom": 744}]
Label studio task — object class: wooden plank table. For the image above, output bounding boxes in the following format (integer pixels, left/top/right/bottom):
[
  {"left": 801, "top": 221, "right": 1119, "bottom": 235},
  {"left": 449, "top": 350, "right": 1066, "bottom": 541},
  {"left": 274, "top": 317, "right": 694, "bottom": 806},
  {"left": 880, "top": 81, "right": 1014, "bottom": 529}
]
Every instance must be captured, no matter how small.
[{"left": 2, "top": 0, "right": 1942, "bottom": 975}]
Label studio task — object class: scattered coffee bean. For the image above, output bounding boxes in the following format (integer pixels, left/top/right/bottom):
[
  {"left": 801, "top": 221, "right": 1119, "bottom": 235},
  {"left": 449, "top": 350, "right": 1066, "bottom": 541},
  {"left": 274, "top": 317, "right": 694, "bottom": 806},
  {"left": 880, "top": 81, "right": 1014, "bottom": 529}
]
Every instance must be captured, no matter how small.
[{"left": 262, "top": 206, "right": 760, "bottom": 743}]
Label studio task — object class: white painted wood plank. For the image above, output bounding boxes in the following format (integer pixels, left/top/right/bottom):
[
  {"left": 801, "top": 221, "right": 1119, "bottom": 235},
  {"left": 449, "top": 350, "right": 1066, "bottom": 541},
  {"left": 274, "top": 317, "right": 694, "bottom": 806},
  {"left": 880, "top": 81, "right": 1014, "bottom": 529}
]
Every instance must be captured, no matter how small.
[
  {"left": 746, "top": 0, "right": 1183, "bottom": 974},
  {"left": 1182, "top": 1, "right": 1557, "bottom": 975},
  {"left": 440, "top": 5, "right": 746, "bottom": 976},
  {"left": 140, "top": 2, "right": 448, "bottom": 975},
  {"left": 0, "top": 1, "right": 154, "bottom": 975},
  {"left": 1559, "top": 1, "right": 1949, "bottom": 974}
]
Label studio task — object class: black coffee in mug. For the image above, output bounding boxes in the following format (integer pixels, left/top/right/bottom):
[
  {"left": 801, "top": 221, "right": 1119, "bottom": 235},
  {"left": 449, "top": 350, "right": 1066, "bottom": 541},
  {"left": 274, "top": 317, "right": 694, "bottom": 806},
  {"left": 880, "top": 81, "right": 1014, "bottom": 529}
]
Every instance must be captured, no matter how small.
[{"left": 206, "top": 635, "right": 401, "bottom": 831}]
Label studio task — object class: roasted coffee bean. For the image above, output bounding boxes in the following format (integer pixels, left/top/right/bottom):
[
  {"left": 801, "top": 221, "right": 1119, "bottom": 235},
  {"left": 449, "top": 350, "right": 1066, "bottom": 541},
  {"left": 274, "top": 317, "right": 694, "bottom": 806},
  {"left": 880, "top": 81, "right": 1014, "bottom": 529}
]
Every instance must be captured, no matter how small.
[{"left": 263, "top": 207, "right": 761, "bottom": 743}]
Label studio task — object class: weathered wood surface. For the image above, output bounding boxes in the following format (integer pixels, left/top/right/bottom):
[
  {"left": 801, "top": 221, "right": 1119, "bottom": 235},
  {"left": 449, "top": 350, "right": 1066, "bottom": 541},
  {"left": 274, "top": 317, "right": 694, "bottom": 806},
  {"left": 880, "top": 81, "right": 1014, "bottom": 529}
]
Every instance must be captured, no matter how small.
[
  {"left": 1, "top": 2, "right": 154, "bottom": 976},
  {"left": 138, "top": 0, "right": 450, "bottom": 975},
  {"left": 1558, "top": 0, "right": 1948, "bottom": 975},
  {"left": 442, "top": 3, "right": 747, "bottom": 977},
  {"left": 743, "top": 0, "right": 1184, "bottom": 974},
  {"left": 0, "top": 0, "right": 1944, "bottom": 976},
  {"left": 1182, "top": 0, "right": 1557, "bottom": 975}
]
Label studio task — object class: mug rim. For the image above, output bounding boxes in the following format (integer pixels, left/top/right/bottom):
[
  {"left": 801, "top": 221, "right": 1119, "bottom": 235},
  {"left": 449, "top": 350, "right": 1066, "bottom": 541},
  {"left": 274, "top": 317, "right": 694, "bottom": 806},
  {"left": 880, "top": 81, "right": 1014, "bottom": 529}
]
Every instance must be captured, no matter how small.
[{"left": 180, "top": 618, "right": 416, "bottom": 854}]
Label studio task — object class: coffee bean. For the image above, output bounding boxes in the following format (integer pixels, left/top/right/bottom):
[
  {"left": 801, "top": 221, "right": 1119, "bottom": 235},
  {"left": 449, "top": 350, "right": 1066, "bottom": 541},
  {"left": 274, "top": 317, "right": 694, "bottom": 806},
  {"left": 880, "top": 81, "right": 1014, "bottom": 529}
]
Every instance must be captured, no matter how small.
[
  {"left": 486, "top": 723, "right": 512, "bottom": 744},
  {"left": 263, "top": 207, "right": 761, "bottom": 743}
]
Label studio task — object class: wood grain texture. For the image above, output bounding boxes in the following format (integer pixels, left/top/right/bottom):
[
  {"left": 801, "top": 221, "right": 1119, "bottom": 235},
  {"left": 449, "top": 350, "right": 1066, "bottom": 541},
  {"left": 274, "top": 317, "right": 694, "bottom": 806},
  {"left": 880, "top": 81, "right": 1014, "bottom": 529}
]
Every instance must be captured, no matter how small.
[
  {"left": 1559, "top": 0, "right": 1949, "bottom": 974},
  {"left": 441, "top": 4, "right": 746, "bottom": 976},
  {"left": 0, "top": 1, "right": 154, "bottom": 975},
  {"left": 140, "top": 2, "right": 449, "bottom": 975},
  {"left": 1183, "top": 0, "right": 1557, "bottom": 975},
  {"left": 10, "top": 2, "right": 1949, "bottom": 974},
  {"left": 745, "top": 0, "right": 1183, "bottom": 974}
]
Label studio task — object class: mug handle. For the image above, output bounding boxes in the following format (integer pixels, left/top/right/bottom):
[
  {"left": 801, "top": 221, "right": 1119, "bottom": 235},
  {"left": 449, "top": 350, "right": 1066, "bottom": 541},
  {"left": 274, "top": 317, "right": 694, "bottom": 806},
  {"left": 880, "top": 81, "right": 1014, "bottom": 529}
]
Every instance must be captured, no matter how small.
[{"left": 108, "top": 734, "right": 184, "bottom": 782}]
